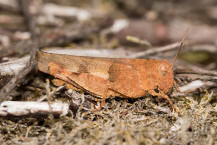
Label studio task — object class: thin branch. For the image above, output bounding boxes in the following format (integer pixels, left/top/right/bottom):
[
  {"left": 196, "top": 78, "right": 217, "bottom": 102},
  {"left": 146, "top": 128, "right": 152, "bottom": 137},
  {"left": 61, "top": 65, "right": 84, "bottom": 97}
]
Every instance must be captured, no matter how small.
[
  {"left": 128, "top": 42, "right": 182, "bottom": 58},
  {"left": 175, "top": 63, "right": 217, "bottom": 77}
]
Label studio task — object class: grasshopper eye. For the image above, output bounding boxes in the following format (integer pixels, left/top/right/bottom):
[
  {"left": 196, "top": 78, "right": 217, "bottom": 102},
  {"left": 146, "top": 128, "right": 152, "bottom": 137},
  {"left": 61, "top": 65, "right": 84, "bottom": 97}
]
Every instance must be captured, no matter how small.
[
  {"left": 154, "top": 87, "right": 160, "bottom": 93},
  {"left": 158, "top": 64, "right": 169, "bottom": 76}
]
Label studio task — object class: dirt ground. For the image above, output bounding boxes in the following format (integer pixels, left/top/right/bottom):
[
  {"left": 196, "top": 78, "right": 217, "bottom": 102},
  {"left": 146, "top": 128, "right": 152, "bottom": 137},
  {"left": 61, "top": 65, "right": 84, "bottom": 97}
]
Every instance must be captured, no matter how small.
[{"left": 0, "top": 0, "right": 216, "bottom": 145}]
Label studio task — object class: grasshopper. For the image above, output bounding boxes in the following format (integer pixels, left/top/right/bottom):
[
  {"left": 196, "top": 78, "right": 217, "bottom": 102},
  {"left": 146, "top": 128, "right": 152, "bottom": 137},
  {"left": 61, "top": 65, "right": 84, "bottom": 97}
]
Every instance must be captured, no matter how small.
[{"left": 37, "top": 29, "right": 188, "bottom": 113}]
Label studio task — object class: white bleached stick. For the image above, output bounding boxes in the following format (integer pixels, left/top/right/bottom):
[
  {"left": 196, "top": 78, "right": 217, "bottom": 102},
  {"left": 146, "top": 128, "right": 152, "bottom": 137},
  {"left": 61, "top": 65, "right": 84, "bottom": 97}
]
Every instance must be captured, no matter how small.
[
  {"left": 179, "top": 80, "right": 215, "bottom": 92},
  {"left": 0, "top": 56, "right": 30, "bottom": 76},
  {"left": 0, "top": 101, "right": 69, "bottom": 116},
  {"left": 42, "top": 3, "right": 91, "bottom": 21}
]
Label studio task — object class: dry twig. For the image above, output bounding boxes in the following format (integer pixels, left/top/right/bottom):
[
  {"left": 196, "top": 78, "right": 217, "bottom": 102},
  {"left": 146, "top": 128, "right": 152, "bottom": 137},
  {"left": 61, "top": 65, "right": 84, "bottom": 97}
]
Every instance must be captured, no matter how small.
[
  {"left": 0, "top": 101, "right": 69, "bottom": 116},
  {"left": 179, "top": 80, "right": 216, "bottom": 92}
]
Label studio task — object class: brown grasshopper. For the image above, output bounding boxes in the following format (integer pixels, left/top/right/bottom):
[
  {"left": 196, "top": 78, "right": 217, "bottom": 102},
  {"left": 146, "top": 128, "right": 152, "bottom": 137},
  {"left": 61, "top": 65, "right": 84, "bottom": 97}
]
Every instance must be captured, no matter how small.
[{"left": 37, "top": 30, "right": 188, "bottom": 113}]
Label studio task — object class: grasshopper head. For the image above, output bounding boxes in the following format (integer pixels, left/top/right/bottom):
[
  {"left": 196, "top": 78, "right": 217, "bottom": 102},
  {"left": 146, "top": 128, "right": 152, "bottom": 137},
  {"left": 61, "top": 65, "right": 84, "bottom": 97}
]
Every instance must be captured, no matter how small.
[{"left": 155, "top": 60, "right": 174, "bottom": 93}]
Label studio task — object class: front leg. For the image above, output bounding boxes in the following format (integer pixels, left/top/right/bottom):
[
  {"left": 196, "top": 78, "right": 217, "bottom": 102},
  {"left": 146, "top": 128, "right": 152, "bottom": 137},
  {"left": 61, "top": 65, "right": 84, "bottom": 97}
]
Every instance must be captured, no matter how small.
[
  {"left": 148, "top": 89, "right": 180, "bottom": 115},
  {"left": 173, "top": 81, "right": 180, "bottom": 92}
]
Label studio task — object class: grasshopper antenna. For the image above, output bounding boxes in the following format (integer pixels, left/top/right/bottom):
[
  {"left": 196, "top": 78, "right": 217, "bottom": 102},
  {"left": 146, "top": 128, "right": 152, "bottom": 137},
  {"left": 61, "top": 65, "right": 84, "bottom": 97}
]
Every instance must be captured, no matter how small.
[{"left": 172, "top": 28, "right": 189, "bottom": 67}]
